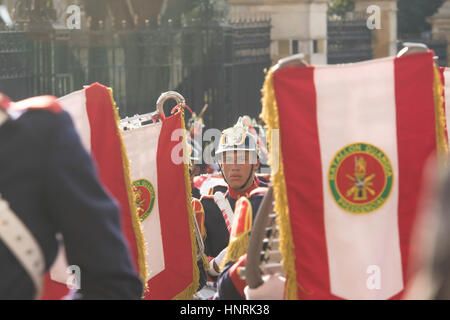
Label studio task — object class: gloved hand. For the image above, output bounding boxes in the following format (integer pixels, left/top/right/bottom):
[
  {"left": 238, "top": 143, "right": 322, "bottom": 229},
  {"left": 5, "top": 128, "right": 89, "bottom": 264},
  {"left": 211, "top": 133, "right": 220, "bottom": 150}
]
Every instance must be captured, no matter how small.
[
  {"left": 244, "top": 273, "right": 286, "bottom": 300},
  {"left": 208, "top": 247, "right": 227, "bottom": 277}
]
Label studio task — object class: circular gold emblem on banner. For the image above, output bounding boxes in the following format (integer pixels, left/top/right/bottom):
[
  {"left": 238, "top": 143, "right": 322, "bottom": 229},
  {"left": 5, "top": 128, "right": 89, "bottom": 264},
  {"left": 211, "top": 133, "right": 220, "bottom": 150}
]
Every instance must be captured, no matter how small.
[{"left": 328, "top": 143, "right": 393, "bottom": 214}]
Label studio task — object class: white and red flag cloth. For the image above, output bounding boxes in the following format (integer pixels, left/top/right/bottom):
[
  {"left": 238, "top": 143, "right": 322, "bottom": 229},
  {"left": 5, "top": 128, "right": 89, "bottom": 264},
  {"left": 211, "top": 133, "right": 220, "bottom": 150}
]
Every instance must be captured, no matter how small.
[
  {"left": 40, "top": 83, "right": 147, "bottom": 299},
  {"left": 262, "top": 51, "right": 447, "bottom": 300},
  {"left": 121, "top": 109, "right": 199, "bottom": 300}
]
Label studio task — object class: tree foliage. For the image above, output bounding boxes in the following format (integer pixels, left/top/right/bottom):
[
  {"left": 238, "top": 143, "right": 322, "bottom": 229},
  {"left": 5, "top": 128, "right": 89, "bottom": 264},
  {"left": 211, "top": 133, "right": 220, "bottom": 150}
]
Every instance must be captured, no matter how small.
[{"left": 163, "top": 0, "right": 227, "bottom": 24}]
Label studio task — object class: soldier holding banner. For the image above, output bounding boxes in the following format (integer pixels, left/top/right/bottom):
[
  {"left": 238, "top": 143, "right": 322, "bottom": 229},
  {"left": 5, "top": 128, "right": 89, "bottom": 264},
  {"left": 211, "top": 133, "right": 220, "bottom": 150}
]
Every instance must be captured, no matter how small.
[{"left": 197, "top": 119, "right": 268, "bottom": 292}]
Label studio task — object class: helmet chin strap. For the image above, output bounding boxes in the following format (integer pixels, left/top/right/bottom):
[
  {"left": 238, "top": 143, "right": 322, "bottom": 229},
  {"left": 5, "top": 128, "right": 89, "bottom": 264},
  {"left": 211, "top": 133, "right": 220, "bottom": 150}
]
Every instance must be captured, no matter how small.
[
  {"left": 218, "top": 162, "right": 255, "bottom": 193},
  {"left": 238, "top": 165, "right": 254, "bottom": 191}
]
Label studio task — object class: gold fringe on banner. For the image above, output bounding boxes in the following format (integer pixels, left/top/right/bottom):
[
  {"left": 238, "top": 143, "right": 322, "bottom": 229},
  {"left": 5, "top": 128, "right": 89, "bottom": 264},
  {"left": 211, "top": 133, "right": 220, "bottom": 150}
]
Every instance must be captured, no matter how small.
[
  {"left": 173, "top": 108, "right": 200, "bottom": 300},
  {"left": 201, "top": 253, "right": 210, "bottom": 272},
  {"left": 260, "top": 68, "right": 301, "bottom": 300},
  {"left": 433, "top": 66, "right": 449, "bottom": 167},
  {"left": 107, "top": 88, "right": 149, "bottom": 295},
  {"left": 221, "top": 231, "right": 250, "bottom": 270}
]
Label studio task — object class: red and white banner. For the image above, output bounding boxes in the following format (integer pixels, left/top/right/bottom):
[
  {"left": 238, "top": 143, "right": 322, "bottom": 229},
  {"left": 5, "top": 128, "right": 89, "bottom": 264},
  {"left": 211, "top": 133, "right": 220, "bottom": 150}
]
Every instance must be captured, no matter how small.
[
  {"left": 262, "top": 51, "right": 447, "bottom": 300},
  {"left": 121, "top": 111, "right": 199, "bottom": 300},
  {"left": 41, "top": 83, "right": 146, "bottom": 299}
]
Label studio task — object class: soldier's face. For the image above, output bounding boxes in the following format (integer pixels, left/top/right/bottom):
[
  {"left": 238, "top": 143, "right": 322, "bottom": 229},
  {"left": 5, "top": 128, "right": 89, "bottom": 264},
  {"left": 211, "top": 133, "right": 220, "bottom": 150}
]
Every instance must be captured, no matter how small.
[{"left": 220, "top": 151, "right": 259, "bottom": 190}]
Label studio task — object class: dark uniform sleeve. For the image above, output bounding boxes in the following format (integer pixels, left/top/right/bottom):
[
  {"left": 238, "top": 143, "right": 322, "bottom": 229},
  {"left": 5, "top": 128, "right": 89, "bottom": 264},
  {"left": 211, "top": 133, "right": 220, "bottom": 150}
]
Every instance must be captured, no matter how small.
[
  {"left": 201, "top": 197, "right": 230, "bottom": 258},
  {"left": 197, "top": 259, "right": 207, "bottom": 291},
  {"left": 191, "top": 187, "right": 201, "bottom": 200},
  {"left": 43, "top": 111, "right": 143, "bottom": 299}
]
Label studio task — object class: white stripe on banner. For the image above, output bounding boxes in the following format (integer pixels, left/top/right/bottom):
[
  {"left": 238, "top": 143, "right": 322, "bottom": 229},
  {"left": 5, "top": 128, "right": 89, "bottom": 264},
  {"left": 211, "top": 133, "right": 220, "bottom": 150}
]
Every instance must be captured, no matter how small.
[
  {"left": 315, "top": 58, "right": 403, "bottom": 299},
  {"left": 57, "top": 90, "right": 91, "bottom": 152},
  {"left": 443, "top": 68, "right": 450, "bottom": 143},
  {"left": 122, "top": 123, "right": 165, "bottom": 281}
]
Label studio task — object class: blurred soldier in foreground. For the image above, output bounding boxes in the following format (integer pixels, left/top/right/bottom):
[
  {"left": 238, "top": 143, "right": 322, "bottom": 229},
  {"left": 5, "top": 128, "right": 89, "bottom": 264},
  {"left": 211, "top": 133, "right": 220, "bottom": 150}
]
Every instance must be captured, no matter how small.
[
  {"left": 430, "top": 165, "right": 450, "bottom": 299},
  {"left": 404, "top": 155, "right": 450, "bottom": 300},
  {"left": 0, "top": 94, "right": 143, "bottom": 299}
]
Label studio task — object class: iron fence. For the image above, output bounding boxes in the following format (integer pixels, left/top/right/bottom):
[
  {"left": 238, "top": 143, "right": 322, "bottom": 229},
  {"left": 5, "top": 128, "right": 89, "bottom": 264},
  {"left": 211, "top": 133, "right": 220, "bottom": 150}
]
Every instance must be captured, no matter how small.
[
  {"left": 327, "top": 13, "right": 373, "bottom": 64},
  {"left": 0, "top": 18, "right": 271, "bottom": 130}
]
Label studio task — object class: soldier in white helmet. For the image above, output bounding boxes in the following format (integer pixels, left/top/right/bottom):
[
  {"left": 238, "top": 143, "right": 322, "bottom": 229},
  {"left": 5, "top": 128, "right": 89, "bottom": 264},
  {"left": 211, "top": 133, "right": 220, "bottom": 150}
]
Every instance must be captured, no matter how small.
[{"left": 197, "top": 118, "right": 268, "bottom": 284}]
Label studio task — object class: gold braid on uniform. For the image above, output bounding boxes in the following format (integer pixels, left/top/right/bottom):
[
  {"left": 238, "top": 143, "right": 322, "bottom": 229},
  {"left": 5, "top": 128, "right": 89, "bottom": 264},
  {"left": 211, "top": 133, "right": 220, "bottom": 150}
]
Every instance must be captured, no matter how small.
[{"left": 220, "top": 231, "right": 250, "bottom": 270}]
